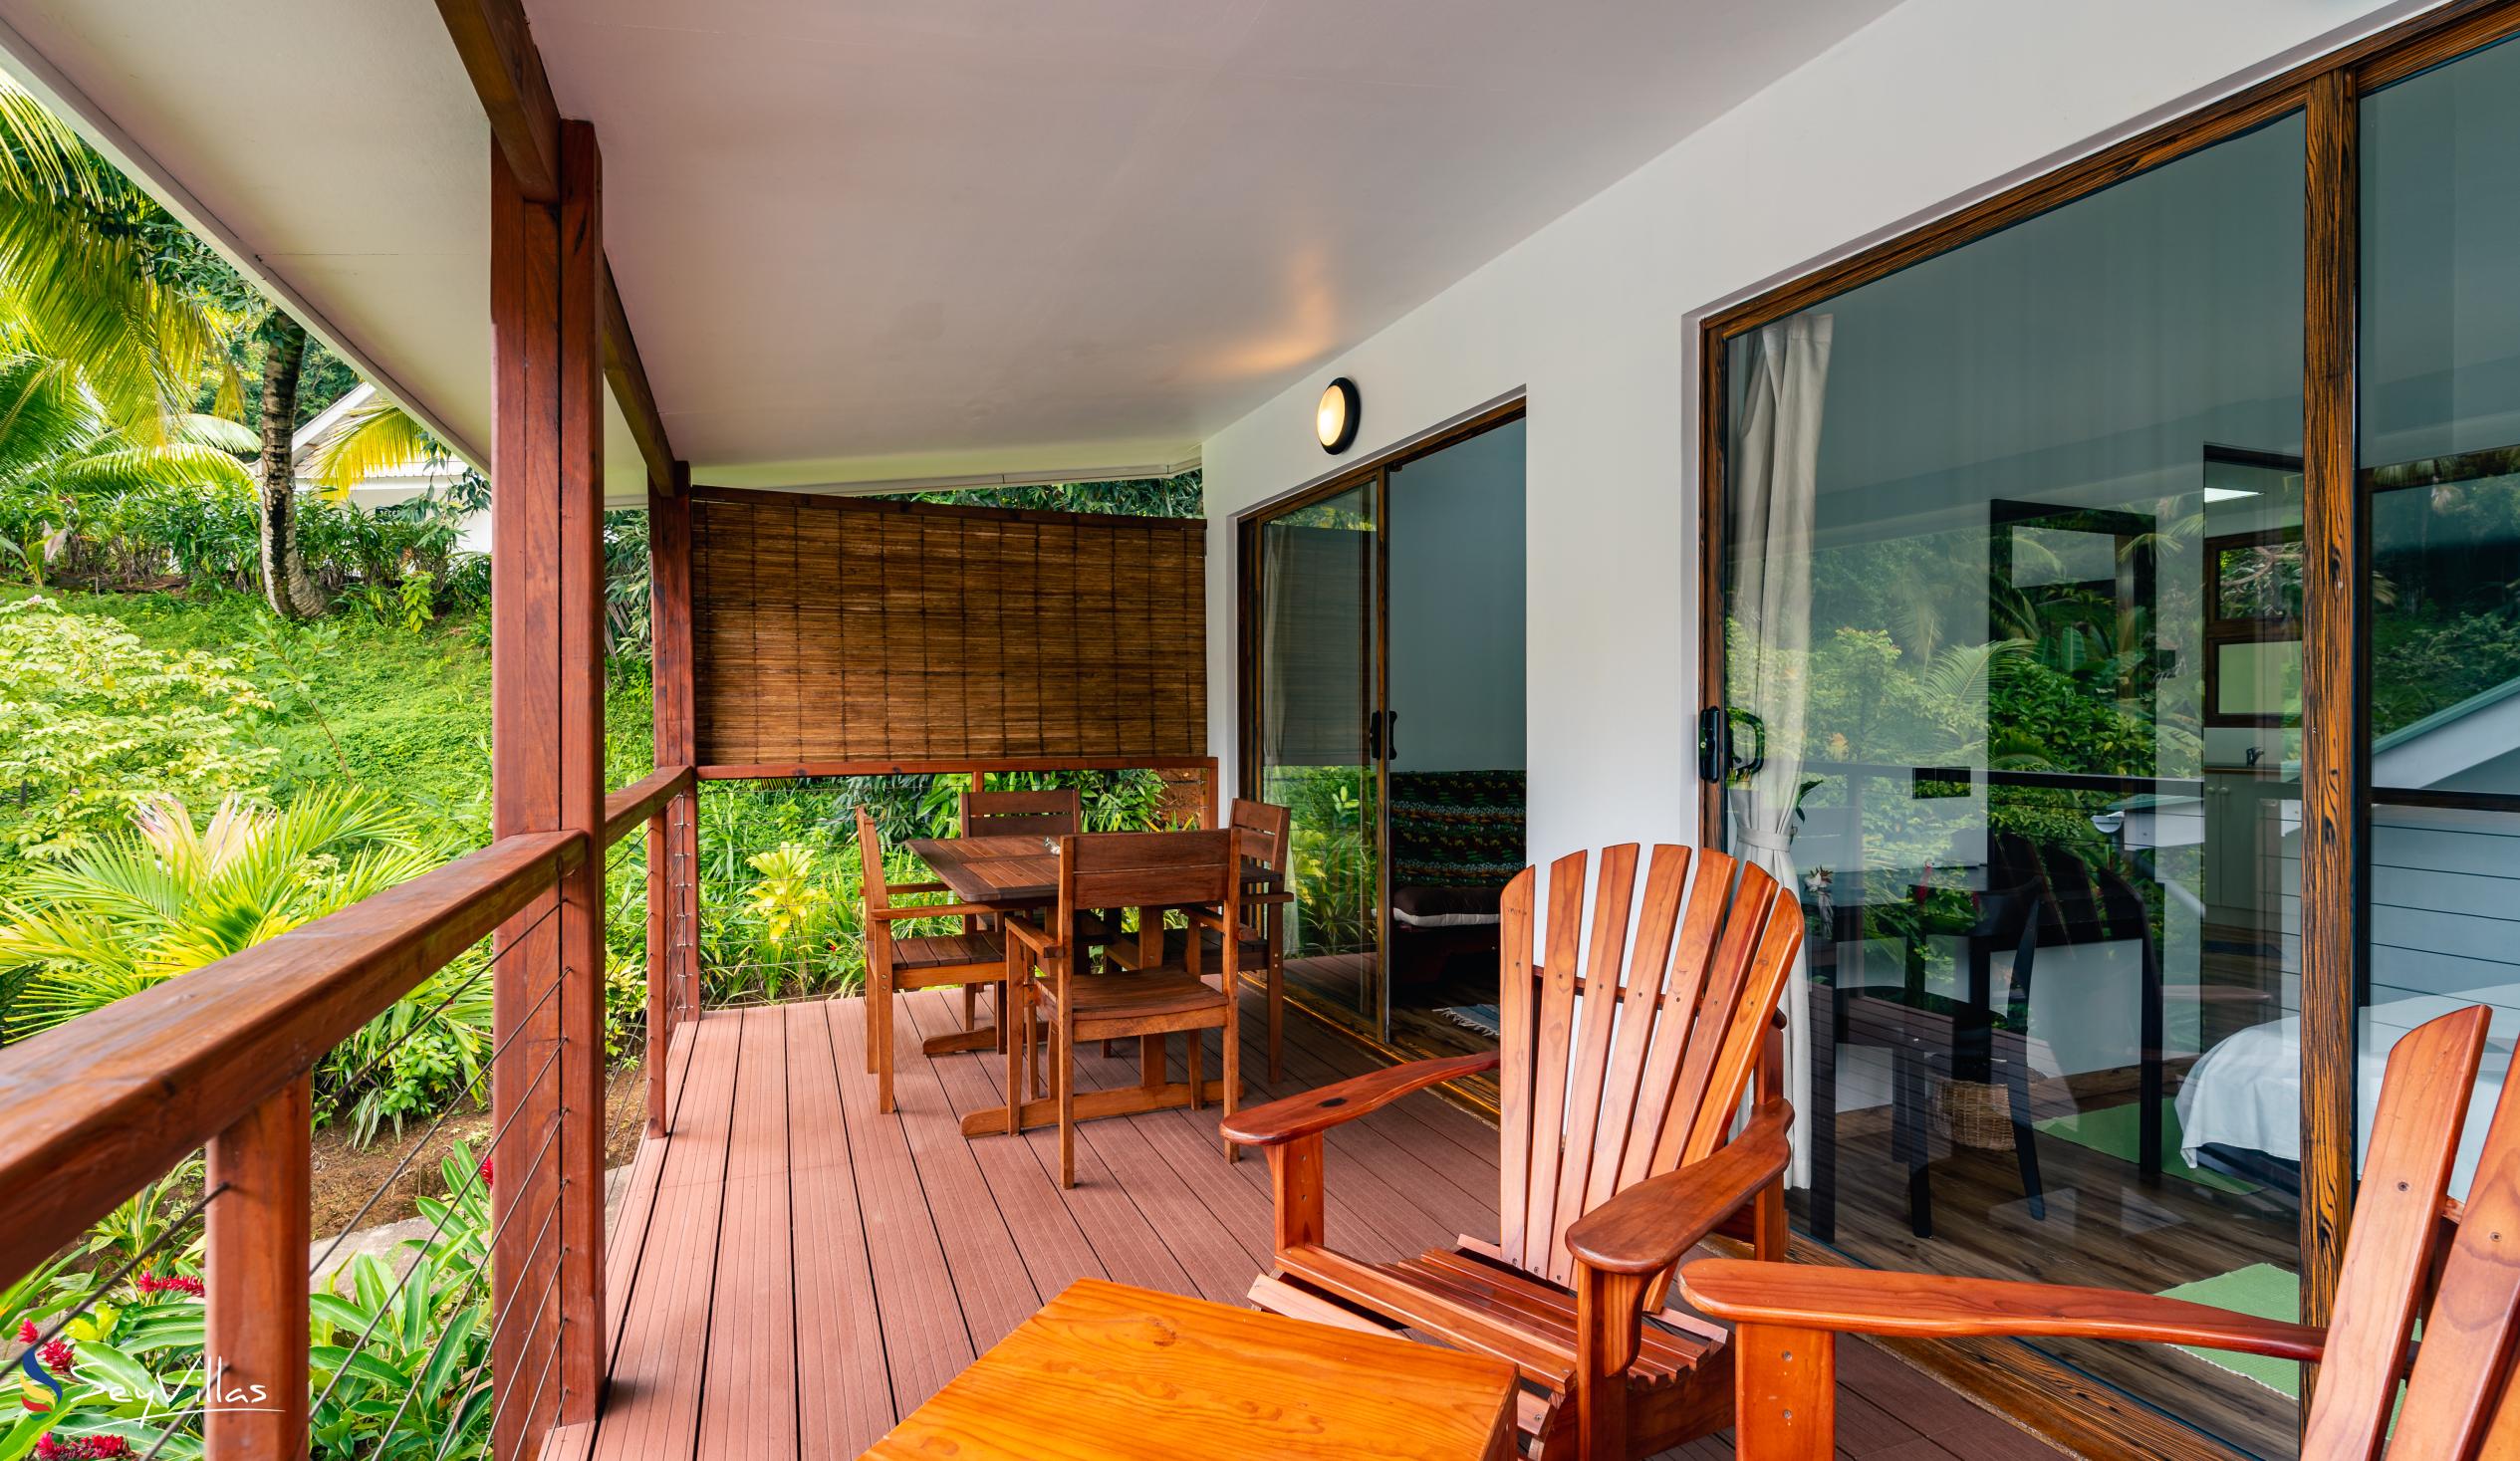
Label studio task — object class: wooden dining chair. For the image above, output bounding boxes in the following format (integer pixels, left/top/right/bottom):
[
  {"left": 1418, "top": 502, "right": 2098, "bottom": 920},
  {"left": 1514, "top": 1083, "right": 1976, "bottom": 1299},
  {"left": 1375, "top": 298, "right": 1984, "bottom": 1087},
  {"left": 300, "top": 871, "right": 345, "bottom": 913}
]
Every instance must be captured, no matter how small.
[
  {"left": 1002, "top": 829, "right": 1246, "bottom": 1187},
  {"left": 955, "top": 784, "right": 1103, "bottom": 1032},
  {"left": 1681, "top": 1001, "right": 2519, "bottom": 1460},
  {"left": 855, "top": 807, "right": 1009, "bottom": 1114},
  {"left": 959, "top": 786, "right": 1082, "bottom": 839},
  {"left": 1106, "top": 798, "right": 1294, "bottom": 1078},
  {"left": 1223, "top": 845, "right": 1805, "bottom": 1461}
]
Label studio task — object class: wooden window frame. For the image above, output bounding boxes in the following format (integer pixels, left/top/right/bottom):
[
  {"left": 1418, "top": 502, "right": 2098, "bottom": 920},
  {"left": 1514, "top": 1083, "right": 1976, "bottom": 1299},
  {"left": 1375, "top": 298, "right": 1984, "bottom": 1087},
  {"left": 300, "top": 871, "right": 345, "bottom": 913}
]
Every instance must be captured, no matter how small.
[
  {"left": 2203, "top": 525, "right": 2306, "bottom": 728},
  {"left": 1694, "top": 2, "right": 2520, "bottom": 1454}
]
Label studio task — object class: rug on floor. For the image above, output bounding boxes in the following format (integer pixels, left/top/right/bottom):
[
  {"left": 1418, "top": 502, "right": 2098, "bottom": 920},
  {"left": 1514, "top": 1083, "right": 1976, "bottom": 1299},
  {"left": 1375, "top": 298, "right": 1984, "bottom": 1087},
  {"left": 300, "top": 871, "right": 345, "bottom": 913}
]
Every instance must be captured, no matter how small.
[
  {"left": 1437, "top": 1004, "right": 1501, "bottom": 1038},
  {"left": 2035, "top": 1100, "right": 2256, "bottom": 1194},
  {"left": 2157, "top": 1265, "right": 2301, "bottom": 1397}
]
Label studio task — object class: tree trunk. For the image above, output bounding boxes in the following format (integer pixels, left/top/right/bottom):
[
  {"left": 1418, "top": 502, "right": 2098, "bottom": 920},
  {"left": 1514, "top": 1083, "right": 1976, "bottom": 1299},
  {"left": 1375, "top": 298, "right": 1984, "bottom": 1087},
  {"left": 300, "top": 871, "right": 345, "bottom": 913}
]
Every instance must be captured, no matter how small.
[{"left": 257, "top": 316, "right": 325, "bottom": 619}]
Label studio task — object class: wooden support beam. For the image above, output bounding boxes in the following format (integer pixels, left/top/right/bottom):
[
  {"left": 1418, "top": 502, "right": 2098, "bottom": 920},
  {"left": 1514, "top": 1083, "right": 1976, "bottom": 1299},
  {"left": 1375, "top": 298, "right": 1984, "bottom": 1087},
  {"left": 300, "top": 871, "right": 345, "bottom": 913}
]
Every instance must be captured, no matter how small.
[
  {"left": 487, "top": 115, "right": 612, "bottom": 1456},
  {"left": 440, "top": 0, "right": 673, "bottom": 494},
  {"left": 554, "top": 118, "right": 610, "bottom": 1429},
  {"left": 437, "top": 0, "right": 561, "bottom": 203},
  {"left": 648, "top": 465, "right": 698, "bottom": 1135},
  {"left": 603, "top": 260, "right": 676, "bottom": 494},
  {"left": 204, "top": 1076, "right": 311, "bottom": 1461}
]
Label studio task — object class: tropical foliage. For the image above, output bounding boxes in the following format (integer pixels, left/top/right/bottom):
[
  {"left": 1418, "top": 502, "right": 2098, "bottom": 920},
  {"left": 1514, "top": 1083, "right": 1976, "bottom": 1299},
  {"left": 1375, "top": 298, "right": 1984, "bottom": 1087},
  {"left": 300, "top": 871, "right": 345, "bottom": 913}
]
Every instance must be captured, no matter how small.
[
  {"left": 1, "top": 1143, "right": 501, "bottom": 1461},
  {"left": 0, "top": 598, "right": 277, "bottom": 857}
]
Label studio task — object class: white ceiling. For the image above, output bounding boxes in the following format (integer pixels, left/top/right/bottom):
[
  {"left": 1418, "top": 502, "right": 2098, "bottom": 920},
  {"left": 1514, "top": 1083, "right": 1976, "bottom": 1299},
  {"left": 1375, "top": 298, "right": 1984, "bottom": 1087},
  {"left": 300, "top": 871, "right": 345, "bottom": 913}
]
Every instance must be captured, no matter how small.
[{"left": 0, "top": 0, "right": 1899, "bottom": 505}]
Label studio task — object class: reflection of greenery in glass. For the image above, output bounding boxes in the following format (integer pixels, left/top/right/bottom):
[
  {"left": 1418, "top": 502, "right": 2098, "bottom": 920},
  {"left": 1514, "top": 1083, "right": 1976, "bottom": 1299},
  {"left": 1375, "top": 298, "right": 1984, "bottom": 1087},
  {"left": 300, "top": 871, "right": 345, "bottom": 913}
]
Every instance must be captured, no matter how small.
[
  {"left": 2371, "top": 469, "right": 2520, "bottom": 738},
  {"left": 2216, "top": 541, "right": 2303, "bottom": 619},
  {"left": 1728, "top": 500, "right": 2214, "bottom": 962},
  {"left": 1262, "top": 764, "right": 1378, "bottom": 957},
  {"left": 1278, "top": 501, "right": 1375, "bottom": 532}
]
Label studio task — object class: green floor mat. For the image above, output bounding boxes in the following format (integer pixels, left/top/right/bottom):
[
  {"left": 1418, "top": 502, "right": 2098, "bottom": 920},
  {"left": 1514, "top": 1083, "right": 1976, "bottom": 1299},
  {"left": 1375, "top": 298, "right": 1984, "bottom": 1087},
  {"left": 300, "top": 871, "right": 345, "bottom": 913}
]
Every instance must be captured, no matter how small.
[
  {"left": 2157, "top": 1264, "right": 2301, "bottom": 1397},
  {"left": 2035, "top": 1100, "right": 2256, "bottom": 1195}
]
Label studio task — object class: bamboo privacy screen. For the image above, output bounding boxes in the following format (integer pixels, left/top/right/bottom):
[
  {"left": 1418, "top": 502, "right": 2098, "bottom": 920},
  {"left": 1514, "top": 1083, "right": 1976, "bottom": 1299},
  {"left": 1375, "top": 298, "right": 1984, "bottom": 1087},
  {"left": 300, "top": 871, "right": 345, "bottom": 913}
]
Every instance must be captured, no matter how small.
[{"left": 688, "top": 488, "right": 1207, "bottom": 766}]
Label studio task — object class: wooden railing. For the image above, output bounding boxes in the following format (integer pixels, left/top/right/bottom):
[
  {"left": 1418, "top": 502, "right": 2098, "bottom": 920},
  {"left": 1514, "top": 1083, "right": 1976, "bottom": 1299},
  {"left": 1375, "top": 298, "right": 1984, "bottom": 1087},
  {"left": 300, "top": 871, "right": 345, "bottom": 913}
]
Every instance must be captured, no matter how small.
[
  {"left": 608, "top": 764, "right": 700, "bottom": 1131},
  {"left": 0, "top": 764, "right": 697, "bottom": 1459}
]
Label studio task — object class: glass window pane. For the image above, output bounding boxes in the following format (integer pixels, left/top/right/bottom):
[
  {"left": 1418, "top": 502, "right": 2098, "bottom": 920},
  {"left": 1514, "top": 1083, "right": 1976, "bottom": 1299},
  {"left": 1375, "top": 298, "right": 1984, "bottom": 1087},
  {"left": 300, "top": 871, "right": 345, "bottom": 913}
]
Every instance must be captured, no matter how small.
[
  {"left": 2361, "top": 34, "right": 2520, "bottom": 1227},
  {"left": 1722, "top": 113, "right": 2306, "bottom": 1455}
]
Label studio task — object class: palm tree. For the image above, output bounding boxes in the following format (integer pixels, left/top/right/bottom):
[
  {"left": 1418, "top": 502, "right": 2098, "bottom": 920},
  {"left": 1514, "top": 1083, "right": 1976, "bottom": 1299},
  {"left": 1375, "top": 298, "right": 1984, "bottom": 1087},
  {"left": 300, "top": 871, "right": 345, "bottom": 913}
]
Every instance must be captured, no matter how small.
[{"left": 0, "top": 341, "right": 254, "bottom": 581}]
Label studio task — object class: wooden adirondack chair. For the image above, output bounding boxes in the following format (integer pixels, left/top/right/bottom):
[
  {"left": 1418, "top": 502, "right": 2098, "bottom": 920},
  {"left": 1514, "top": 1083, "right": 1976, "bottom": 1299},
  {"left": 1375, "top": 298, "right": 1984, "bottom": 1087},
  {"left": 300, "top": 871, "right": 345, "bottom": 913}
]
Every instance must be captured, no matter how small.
[
  {"left": 1681, "top": 1002, "right": 2520, "bottom": 1459},
  {"left": 1222, "top": 844, "right": 1806, "bottom": 1461}
]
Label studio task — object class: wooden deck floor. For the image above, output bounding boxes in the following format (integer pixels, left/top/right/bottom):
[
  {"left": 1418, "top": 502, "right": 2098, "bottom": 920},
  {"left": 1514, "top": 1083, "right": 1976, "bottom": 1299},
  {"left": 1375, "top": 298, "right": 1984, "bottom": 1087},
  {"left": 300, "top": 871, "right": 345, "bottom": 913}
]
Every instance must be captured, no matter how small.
[{"left": 584, "top": 991, "right": 2073, "bottom": 1460}]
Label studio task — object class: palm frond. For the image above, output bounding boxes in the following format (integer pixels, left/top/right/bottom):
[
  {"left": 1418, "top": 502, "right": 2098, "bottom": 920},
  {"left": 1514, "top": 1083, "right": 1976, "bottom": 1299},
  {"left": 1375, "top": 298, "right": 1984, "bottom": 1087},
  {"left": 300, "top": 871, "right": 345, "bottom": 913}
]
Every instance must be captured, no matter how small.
[
  {"left": 44, "top": 440, "right": 251, "bottom": 499},
  {"left": 0, "top": 75, "right": 123, "bottom": 211},
  {"left": 0, "top": 349, "right": 97, "bottom": 479},
  {"left": 0, "top": 195, "right": 227, "bottom": 443},
  {"left": 173, "top": 411, "right": 256, "bottom": 454},
  {"left": 305, "top": 397, "right": 441, "bottom": 493}
]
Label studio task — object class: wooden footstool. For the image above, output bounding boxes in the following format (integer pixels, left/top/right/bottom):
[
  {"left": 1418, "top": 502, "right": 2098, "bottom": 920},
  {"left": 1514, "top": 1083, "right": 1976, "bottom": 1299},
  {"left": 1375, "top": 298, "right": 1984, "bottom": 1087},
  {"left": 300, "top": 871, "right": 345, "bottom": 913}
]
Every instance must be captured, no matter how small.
[{"left": 863, "top": 1278, "right": 1520, "bottom": 1460}]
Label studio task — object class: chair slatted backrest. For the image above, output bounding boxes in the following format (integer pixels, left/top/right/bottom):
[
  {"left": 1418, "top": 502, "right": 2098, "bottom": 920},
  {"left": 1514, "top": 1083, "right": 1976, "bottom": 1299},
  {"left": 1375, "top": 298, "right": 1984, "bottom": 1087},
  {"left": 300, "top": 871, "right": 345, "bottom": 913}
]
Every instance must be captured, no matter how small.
[
  {"left": 1497, "top": 844, "right": 1802, "bottom": 1289},
  {"left": 855, "top": 807, "right": 894, "bottom": 918},
  {"left": 2391, "top": 1029, "right": 2520, "bottom": 1459},
  {"left": 1055, "top": 830, "right": 1241, "bottom": 952},
  {"left": 1230, "top": 798, "right": 1292, "bottom": 871},
  {"left": 962, "top": 788, "right": 1082, "bottom": 840},
  {"left": 2294, "top": 1002, "right": 2502, "bottom": 1458}
]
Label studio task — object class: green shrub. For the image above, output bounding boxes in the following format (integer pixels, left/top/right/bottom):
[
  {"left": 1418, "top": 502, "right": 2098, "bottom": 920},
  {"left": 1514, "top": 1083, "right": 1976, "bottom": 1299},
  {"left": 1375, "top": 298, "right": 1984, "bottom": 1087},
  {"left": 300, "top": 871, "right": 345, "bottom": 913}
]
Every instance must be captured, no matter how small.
[{"left": 0, "top": 597, "right": 278, "bottom": 857}]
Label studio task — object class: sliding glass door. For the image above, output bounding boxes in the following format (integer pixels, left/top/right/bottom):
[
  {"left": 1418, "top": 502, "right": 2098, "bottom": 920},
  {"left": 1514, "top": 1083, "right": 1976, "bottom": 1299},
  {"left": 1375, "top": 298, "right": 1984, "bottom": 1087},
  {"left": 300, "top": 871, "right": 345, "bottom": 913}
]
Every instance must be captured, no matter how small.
[
  {"left": 1714, "top": 112, "right": 2310, "bottom": 1455},
  {"left": 2358, "top": 34, "right": 2520, "bottom": 1236},
  {"left": 1251, "top": 476, "right": 1386, "bottom": 1035}
]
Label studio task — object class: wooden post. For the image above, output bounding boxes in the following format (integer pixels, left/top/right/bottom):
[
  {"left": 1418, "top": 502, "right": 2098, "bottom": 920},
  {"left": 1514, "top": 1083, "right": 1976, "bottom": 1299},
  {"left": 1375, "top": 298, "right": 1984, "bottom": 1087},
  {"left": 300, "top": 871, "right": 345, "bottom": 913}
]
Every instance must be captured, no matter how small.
[
  {"left": 643, "top": 805, "right": 669, "bottom": 1134},
  {"left": 1730, "top": 1324, "right": 1836, "bottom": 1461},
  {"left": 553, "top": 118, "right": 608, "bottom": 1429},
  {"left": 650, "top": 462, "right": 696, "bottom": 1133},
  {"left": 488, "top": 117, "right": 608, "bottom": 1457},
  {"left": 203, "top": 1075, "right": 311, "bottom": 1460}
]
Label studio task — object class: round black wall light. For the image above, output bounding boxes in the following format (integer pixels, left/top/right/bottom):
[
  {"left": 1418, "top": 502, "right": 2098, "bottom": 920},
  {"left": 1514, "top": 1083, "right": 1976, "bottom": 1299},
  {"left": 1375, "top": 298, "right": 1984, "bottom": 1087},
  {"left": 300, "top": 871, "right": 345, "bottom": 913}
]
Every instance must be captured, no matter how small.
[{"left": 1316, "top": 376, "right": 1361, "bottom": 454}]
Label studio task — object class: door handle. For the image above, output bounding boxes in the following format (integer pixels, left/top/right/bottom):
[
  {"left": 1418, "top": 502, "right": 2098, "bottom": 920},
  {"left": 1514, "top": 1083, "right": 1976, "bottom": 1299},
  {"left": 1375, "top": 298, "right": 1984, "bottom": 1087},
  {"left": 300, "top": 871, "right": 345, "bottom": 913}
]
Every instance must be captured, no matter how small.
[{"left": 1697, "top": 706, "right": 1767, "bottom": 783}]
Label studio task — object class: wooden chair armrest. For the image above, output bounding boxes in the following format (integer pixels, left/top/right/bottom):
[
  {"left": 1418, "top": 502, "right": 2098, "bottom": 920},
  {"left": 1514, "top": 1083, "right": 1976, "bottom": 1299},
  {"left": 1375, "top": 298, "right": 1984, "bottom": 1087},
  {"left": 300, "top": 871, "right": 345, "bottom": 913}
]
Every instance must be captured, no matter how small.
[
  {"left": 1675, "top": 1261, "right": 2328, "bottom": 1362},
  {"left": 1184, "top": 906, "right": 1229, "bottom": 932},
  {"left": 1000, "top": 915, "right": 1060, "bottom": 958},
  {"left": 1565, "top": 1101, "right": 1792, "bottom": 1277},
  {"left": 870, "top": 901, "right": 998, "bottom": 922},
  {"left": 1220, "top": 1053, "right": 1499, "bottom": 1146},
  {"left": 889, "top": 880, "right": 954, "bottom": 894}
]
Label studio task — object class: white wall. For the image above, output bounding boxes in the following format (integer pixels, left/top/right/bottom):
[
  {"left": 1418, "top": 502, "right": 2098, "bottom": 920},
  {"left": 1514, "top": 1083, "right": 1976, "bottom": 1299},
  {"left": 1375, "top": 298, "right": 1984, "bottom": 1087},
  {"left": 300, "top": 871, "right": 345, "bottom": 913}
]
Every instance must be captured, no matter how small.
[
  {"left": 1199, "top": 0, "right": 2429, "bottom": 868},
  {"left": 1388, "top": 419, "right": 1526, "bottom": 774}
]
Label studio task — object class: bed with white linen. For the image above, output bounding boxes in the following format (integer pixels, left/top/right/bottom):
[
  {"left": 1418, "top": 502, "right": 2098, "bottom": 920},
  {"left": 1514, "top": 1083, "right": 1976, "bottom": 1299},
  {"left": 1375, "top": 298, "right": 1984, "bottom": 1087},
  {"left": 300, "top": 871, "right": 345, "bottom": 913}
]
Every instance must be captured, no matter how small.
[{"left": 2176, "top": 992, "right": 2515, "bottom": 1202}]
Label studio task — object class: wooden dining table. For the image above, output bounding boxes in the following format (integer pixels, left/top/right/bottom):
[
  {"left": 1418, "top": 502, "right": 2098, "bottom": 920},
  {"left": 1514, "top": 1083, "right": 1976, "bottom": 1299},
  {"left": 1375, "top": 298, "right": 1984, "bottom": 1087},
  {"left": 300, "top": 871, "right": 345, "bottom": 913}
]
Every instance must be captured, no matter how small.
[{"left": 904, "top": 832, "right": 1288, "bottom": 1140}]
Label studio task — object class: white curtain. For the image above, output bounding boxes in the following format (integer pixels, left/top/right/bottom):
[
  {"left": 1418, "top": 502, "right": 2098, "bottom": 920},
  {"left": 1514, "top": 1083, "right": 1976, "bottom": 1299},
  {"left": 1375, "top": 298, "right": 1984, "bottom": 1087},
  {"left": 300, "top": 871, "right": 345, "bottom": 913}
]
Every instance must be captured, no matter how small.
[{"left": 1727, "top": 313, "right": 1832, "bottom": 1187}]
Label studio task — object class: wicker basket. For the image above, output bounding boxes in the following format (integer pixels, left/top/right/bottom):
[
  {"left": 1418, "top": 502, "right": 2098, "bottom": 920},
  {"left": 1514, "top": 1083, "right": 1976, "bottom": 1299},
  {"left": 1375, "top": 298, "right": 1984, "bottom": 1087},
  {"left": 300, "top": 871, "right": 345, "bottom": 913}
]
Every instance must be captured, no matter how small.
[{"left": 1933, "top": 1077, "right": 2018, "bottom": 1150}]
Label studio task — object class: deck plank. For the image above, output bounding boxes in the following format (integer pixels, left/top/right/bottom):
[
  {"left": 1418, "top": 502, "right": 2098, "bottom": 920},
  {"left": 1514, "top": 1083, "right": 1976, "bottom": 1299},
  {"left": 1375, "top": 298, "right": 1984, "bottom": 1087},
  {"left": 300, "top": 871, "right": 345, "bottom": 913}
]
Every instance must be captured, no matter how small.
[
  {"left": 696, "top": 1009, "right": 800, "bottom": 1456},
  {"left": 587, "top": 993, "right": 2070, "bottom": 1461},
  {"left": 894, "top": 993, "right": 1116, "bottom": 1299},
  {"left": 866, "top": 990, "right": 1043, "bottom": 1352},
  {"left": 590, "top": 1012, "right": 740, "bottom": 1461},
  {"left": 786, "top": 1001, "right": 895, "bottom": 1456},
  {"left": 826, "top": 988, "right": 983, "bottom": 1412}
]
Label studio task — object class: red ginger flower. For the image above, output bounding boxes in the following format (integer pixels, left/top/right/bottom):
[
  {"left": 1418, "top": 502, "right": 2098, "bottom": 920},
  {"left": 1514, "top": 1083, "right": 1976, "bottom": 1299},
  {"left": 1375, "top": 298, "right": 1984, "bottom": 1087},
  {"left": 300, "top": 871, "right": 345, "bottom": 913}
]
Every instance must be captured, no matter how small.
[
  {"left": 36, "top": 1339, "right": 73, "bottom": 1374},
  {"left": 38, "top": 1436, "right": 134, "bottom": 1459},
  {"left": 13, "top": 1320, "right": 33, "bottom": 1345},
  {"left": 133, "top": 1275, "right": 203, "bottom": 1299}
]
